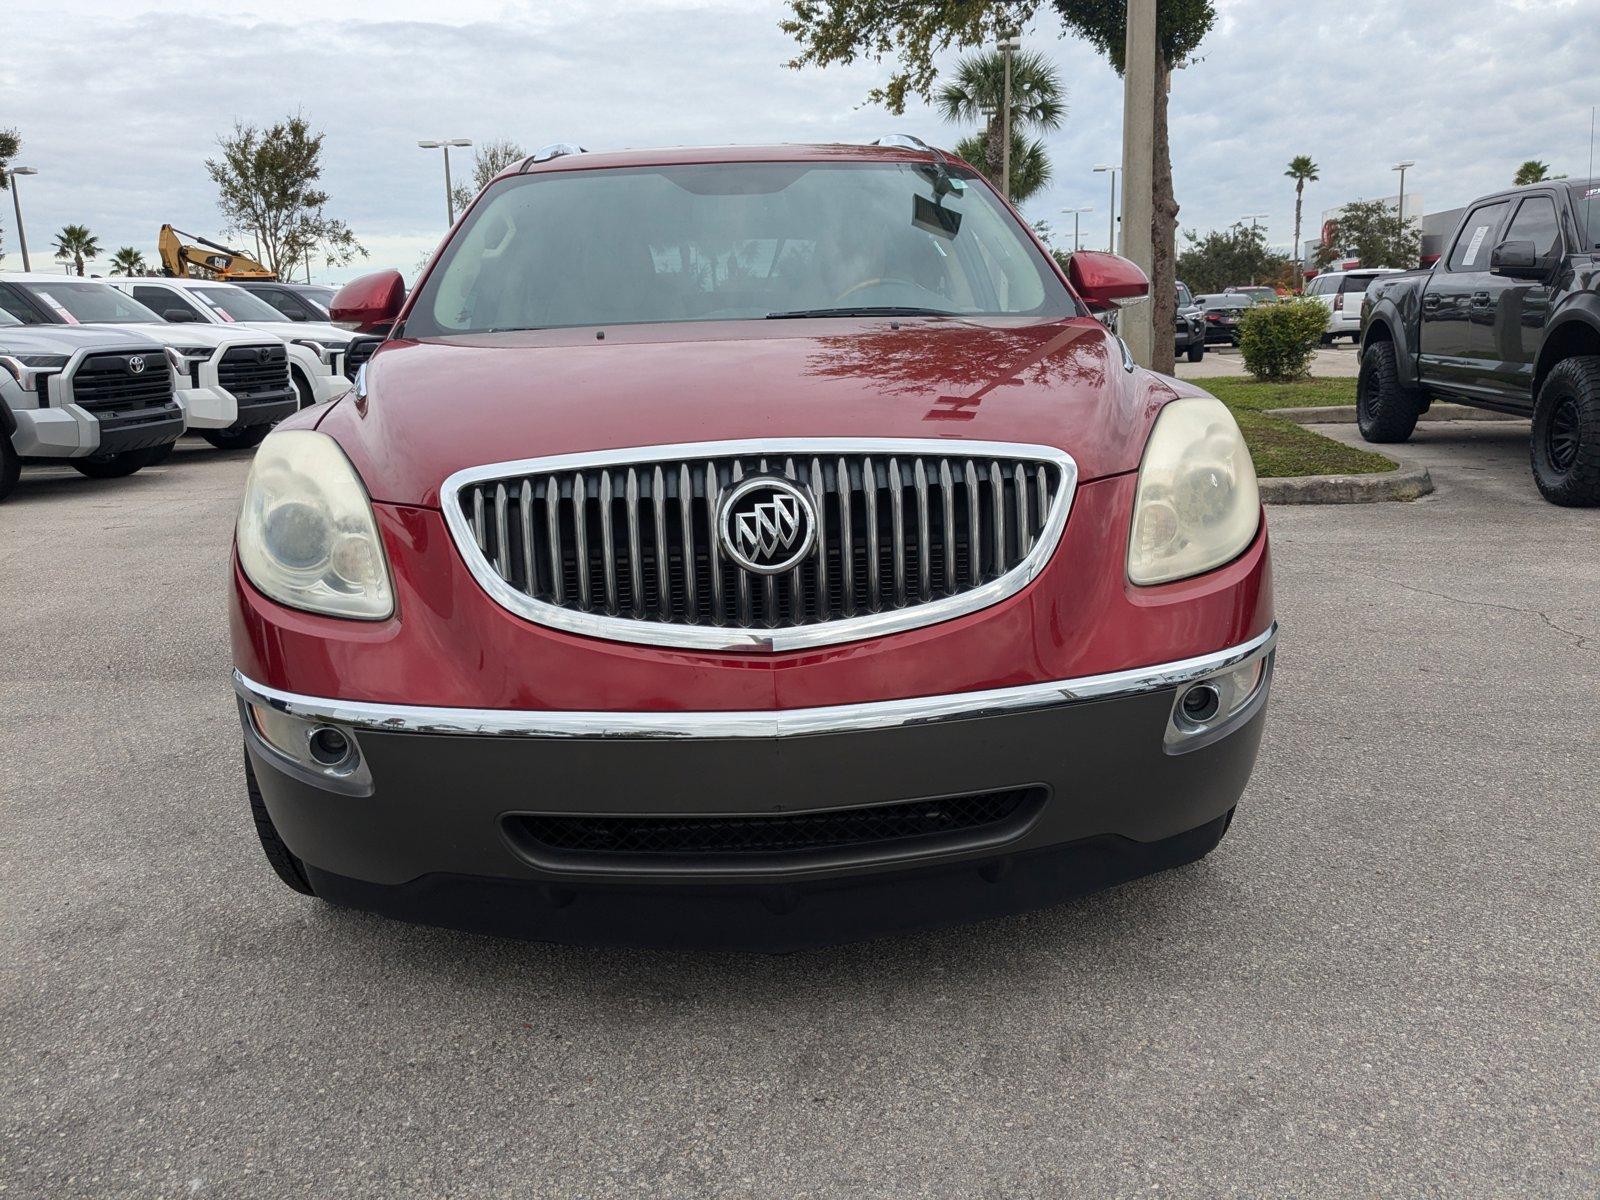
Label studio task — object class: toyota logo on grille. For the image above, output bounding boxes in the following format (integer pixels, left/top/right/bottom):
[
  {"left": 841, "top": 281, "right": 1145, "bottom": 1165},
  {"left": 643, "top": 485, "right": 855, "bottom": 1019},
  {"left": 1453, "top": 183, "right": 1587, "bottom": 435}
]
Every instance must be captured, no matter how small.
[
  {"left": 717, "top": 476, "right": 817, "bottom": 575},
  {"left": 256, "top": 347, "right": 272, "bottom": 363},
  {"left": 127, "top": 356, "right": 146, "bottom": 374}
]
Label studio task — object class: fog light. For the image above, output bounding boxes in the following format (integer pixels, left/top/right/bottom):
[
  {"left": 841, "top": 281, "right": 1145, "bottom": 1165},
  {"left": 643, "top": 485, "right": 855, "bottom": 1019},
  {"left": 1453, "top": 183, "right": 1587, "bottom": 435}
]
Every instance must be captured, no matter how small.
[
  {"left": 307, "top": 726, "right": 354, "bottom": 768},
  {"left": 1165, "top": 652, "right": 1271, "bottom": 752},
  {"left": 1179, "top": 683, "right": 1222, "bottom": 724},
  {"left": 246, "top": 701, "right": 370, "bottom": 790}
]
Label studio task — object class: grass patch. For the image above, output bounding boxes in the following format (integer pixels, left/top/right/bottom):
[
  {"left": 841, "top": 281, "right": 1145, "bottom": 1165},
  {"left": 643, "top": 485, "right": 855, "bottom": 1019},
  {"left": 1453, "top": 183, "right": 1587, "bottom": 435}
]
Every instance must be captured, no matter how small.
[
  {"left": 1202, "top": 375, "right": 1356, "bottom": 412},
  {"left": 1197, "top": 376, "right": 1394, "bottom": 478}
]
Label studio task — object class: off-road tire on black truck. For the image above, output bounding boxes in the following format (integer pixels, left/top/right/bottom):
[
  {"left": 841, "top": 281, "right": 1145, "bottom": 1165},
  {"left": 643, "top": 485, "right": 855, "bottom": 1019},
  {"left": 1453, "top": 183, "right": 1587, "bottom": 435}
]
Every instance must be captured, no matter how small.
[
  {"left": 1357, "top": 340, "right": 1424, "bottom": 443},
  {"left": 202, "top": 424, "right": 272, "bottom": 451},
  {"left": 1186, "top": 340, "right": 1205, "bottom": 363},
  {"left": 1530, "top": 356, "right": 1600, "bottom": 507},
  {"left": 245, "top": 756, "right": 316, "bottom": 895}
]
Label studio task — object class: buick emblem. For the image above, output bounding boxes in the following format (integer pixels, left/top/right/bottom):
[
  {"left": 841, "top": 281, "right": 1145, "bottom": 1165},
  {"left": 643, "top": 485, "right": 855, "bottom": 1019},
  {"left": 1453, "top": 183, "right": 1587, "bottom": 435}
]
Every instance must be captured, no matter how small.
[
  {"left": 717, "top": 476, "right": 817, "bottom": 575},
  {"left": 127, "top": 355, "right": 146, "bottom": 374}
]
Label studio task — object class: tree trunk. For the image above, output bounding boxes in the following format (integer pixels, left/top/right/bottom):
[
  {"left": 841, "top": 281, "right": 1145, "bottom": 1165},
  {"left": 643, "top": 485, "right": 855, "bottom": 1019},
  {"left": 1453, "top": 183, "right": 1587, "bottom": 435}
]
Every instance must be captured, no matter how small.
[
  {"left": 1147, "top": 55, "right": 1177, "bottom": 376},
  {"left": 1292, "top": 182, "right": 1304, "bottom": 291}
]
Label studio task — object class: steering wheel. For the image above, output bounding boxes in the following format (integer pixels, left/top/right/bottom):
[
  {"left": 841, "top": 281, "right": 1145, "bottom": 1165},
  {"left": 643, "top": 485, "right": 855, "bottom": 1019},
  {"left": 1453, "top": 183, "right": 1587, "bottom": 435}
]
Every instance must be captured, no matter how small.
[{"left": 833, "top": 276, "right": 920, "bottom": 304}]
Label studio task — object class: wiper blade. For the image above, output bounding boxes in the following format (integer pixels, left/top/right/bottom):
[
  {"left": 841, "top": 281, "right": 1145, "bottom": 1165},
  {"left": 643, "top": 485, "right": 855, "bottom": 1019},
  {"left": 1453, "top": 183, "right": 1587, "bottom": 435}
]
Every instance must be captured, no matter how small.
[{"left": 765, "top": 306, "right": 955, "bottom": 320}]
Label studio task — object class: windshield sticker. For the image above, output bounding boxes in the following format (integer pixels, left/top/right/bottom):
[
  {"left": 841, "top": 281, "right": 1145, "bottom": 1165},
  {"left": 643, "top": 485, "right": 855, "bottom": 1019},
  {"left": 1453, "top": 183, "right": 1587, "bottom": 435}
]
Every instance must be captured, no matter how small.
[
  {"left": 1585, "top": 187, "right": 1600, "bottom": 199},
  {"left": 40, "top": 294, "right": 79, "bottom": 324},
  {"left": 1461, "top": 224, "right": 1490, "bottom": 267}
]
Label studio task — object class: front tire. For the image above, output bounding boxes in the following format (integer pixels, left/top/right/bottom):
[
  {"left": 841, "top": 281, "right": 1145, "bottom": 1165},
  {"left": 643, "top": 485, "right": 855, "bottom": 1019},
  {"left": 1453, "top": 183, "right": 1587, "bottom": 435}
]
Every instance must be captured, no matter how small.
[
  {"left": 69, "top": 447, "right": 156, "bottom": 479},
  {"left": 1186, "top": 340, "right": 1205, "bottom": 363},
  {"left": 0, "top": 434, "right": 19, "bottom": 502},
  {"left": 245, "top": 756, "right": 316, "bottom": 896},
  {"left": 202, "top": 424, "right": 270, "bottom": 451},
  {"left": 1357, "top": 340, "right": 1423, "bottom": 443},
  {"left": 1530, "top": 356, "right": 1600, "bottom": 506}
]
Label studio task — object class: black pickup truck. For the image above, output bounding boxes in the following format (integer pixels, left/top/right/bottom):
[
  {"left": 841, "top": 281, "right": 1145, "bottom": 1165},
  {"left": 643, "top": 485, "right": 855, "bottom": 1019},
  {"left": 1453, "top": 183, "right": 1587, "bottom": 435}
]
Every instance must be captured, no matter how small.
[{"left": 1359, "top": 179, "right": 1600, "bottom": 505}]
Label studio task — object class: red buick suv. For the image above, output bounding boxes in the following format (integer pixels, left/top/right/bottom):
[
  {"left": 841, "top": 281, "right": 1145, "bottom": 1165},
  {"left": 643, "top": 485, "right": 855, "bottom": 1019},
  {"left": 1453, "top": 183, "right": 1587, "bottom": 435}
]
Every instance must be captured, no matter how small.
[{"left": 231, "top": 141, "right": 1274, "bottom": 949}]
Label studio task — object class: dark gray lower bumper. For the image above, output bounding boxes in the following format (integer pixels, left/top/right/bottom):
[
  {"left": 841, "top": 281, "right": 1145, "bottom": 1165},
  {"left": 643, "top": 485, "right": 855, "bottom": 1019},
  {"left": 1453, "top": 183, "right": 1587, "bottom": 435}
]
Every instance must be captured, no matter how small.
[{"left": 237, "top": 631, "right": 1274, "bottom": 943}]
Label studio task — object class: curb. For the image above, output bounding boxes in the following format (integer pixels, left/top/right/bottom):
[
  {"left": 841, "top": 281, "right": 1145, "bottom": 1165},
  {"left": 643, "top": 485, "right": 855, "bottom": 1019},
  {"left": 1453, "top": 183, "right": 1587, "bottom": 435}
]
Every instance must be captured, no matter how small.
[
  {"left": 1259, "top": 465, "right": 1433, "bottom": 505},
  {"left": 1271, "top": 404, "right": 1524, "bottom": 426}
]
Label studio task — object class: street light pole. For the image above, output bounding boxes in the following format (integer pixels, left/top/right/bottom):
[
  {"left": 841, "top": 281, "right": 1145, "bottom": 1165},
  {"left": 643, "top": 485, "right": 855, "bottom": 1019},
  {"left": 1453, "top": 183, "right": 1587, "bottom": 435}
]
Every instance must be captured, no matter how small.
[
  {"left": 418, "top": 139, "right": 473, "bottom": 226},
  {"left": 1392, "top": 160, "right": 1415, "bottom": 225},
  {"left": 1094, "top": 165, "right": 1121, "bottom": 252},
  {"left": 6, "top": 166, "right": 38, "bottom": 272},
  {"left": 1060, "top": 206, "right": 1093, "bottom": 252},
  {"left": 997, "top": 33, "right": 1022, "bottom": 201},
  {"left": 1239, "top": 215, "right": 1269, "bottom": 283}
]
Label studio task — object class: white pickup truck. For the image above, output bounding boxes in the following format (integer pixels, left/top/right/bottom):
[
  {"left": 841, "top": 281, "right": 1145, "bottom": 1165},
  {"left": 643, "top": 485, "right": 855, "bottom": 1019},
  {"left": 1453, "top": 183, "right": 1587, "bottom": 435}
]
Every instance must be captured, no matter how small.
[
  {"left": 1, "top": 310, "right": 183, "bottom": 500},
  {"left": 105, "top": 278, "right": 355, "bottom": 410},
  {"left": 0, "top": 274, "right": 298, "bottom": 450}
]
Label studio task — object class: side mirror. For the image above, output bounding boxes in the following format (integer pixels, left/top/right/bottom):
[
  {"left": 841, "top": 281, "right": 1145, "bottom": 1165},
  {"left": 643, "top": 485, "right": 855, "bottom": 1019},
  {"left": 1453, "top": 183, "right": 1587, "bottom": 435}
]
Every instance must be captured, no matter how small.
[
  {"left": 1067, "top": 250, "right": 1150, "bottom": 311},
  {"left": 1490, "top": 240, "right": 1552, "bottom": 280},
  {"left": 164, "top": 308, "right": 200, "bottom": 323},
  {"left": 330, "top": 269, "right": 407, "bottom": 333}
]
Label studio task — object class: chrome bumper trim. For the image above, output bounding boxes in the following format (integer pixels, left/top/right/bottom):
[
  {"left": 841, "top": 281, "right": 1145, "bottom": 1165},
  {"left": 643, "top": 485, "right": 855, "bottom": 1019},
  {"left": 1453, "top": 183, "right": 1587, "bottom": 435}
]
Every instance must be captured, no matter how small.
[{"left": 233, "top": 625, "right": 1276, "bottom": 742}]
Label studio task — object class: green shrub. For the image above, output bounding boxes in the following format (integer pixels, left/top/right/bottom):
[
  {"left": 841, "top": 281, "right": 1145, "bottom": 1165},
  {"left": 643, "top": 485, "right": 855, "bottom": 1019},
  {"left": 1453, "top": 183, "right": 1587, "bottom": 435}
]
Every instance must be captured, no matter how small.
[{"left": 1237, "top": 298, "right": 1328, "bottom": 382}]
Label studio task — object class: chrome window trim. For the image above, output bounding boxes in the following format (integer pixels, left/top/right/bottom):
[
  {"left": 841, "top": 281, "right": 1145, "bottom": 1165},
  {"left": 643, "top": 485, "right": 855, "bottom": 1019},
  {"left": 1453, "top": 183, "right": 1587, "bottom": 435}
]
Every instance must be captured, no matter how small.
[
  {"left": 438, "top": 438, "right": 1080, "bottom": 652},
  {"left": 234, "top": 623, "right": 1275, "bottom": 742}
]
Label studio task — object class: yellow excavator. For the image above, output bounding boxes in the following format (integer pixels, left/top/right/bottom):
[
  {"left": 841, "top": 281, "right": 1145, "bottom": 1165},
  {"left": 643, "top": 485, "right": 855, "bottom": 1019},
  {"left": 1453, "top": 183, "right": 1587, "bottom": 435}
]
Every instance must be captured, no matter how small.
[{"left": 157, "top": 225, "right": 275, "bottom": 280}]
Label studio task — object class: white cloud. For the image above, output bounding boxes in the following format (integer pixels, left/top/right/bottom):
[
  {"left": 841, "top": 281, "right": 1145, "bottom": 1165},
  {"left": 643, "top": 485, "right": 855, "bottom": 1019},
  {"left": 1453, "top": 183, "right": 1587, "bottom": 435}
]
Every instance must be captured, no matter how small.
[{"left": 2, "top": 0, "right": 1594, "bottom": 280}]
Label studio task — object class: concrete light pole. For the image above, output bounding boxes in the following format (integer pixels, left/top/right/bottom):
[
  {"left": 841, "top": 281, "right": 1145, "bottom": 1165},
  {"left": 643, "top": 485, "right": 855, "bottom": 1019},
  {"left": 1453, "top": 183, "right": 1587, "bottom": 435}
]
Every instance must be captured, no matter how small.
[
  {"left": 1392, "top": 160, "right": 1415, "bottom": 223},
  {"left": 6, "top": 166, "right": 38, "bottom": 272},
  {"left": 1060, "top": 206, "right": 1093, "bottom": 252},
  {"left": 997, "top": 32, "right": 1023, "bottom": 200},
  {"left": 1093, "top": 165, "right": 1121, "bottom": 251},
  {"left": 1239, "top": 215, "right": 1268, "bottom": 283},
  {"left": 418, "top": 139, "right": 473, "bottom": 226},
  {"left": 1117, "top": 0, "right": 1158, "bottom": 366}
]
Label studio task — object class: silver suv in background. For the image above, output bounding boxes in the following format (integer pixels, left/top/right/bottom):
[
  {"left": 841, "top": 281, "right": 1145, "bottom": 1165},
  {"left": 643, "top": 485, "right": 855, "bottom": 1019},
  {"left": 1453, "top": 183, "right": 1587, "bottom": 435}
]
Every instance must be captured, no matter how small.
[
  {"left": 1, "top": 310, "right": 182, "bottom": 501},
  {"left": 1305, "top": 268, "right": 1405, "bottom": 343}
]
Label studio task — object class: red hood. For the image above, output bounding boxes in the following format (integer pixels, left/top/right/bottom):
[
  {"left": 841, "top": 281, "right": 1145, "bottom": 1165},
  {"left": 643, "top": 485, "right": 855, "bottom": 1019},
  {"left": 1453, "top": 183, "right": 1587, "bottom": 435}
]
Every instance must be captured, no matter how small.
[{"left": 320, "top": 316, "right": 1179, "bottom": 508}]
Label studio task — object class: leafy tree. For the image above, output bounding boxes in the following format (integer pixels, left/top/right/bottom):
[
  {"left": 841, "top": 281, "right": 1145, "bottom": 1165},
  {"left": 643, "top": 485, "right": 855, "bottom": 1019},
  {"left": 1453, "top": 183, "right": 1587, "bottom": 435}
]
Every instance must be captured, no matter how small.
[
  {"left": 450, "top": 138, "right": 527, "bottom": 217},
  {"left": 1514, "top": 160, "right": 1550, "bottom": 186},
  {"left": 1285, "top": 155, "right": 1318, "bottom": 290},
  {"left": 108, "top": 247, "right": 148, "bottom": 276},
  {"left": 52, "top": 224, "right": 101, "bottom": 276},
  {"left": 1312, "top": 199, "right": 1419, "bottom": 271},
  {"left": 954, "top": 128, "right": 1052, "bottom": 202},
  {"left": 0, "top": 127, "right": 20, "bottom": 256},
  {"left": 206, "top": 114, "right": 365, "bottom": 279},
  {"left": 937, "top": 50, "right": 1063, "bottom": 200},
  {"left": 780, "top": 0, "right": 1217, "bottom": 375},
  {"left": 1175, "top": 223, "right": 1289, "bottom": 296}
]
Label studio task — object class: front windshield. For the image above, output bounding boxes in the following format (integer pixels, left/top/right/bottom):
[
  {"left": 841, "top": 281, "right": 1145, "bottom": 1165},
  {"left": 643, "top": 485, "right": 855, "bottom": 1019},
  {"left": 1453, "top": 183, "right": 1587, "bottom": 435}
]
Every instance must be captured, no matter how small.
[
  {"left": 191, "top": 286, "right": 287, "bottom": 323},
  {"left": 23, "top": 281, "right": 163, "bottom": 325},
  {"left": 407, "top": 160, "right": 1078, "bottom": 336}
]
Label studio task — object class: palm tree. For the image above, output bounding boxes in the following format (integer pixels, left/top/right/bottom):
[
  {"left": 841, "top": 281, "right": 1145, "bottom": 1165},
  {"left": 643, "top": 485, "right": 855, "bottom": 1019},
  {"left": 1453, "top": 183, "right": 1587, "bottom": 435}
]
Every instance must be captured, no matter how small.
[
  {"left": 1285, "top": 155, "right": 1319, "bottom": 290},
  {"left": 954, "top": 130, "right": 1052, "bottom": 204},
  {"left": 52, "top": 224, "right": 101, "bottom": 276},
  {"left": 1514, "top": 160, "right": 1551, "bottom": 186},
  {"left": 937, "top": 49, "right": 1064, "bottom": 201},
  {"left": 108, "top": 246, "right": 148, "bottom": 276}
]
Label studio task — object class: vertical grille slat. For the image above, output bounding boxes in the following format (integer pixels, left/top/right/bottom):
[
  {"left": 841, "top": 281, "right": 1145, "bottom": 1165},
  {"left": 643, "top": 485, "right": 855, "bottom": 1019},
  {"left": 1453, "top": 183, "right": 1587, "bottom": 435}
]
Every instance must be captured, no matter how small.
[
  {"left": 519, "top": 480, "right": 536, "bottom": 597},
  {"left": 455, "top": 444, "right": 1069, "bottom": 638}
]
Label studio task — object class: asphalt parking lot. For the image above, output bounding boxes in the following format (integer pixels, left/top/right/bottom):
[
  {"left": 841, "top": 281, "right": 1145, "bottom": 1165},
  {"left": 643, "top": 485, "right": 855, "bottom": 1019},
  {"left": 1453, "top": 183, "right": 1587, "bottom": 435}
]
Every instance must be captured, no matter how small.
[{"left": 3, "top": 425, "right": 1596, "bottom": 1198}]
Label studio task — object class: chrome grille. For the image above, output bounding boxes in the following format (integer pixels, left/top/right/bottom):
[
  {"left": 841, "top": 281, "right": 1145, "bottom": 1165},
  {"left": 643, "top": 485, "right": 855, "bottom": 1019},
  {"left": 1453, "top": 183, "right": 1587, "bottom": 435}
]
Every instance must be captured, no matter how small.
[{"left": 444, "top": 439, "right": 1077, "bottom": 652}]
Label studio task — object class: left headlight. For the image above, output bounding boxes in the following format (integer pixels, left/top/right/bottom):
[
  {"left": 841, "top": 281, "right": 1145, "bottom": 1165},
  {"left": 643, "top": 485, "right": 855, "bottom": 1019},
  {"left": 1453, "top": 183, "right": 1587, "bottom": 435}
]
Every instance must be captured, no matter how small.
[
  {"left": 1128, "top": 396, "right": 1260, "bottom": 586},
  {"left": 236, "top": 430, "right": 394, "bottom": 619}
]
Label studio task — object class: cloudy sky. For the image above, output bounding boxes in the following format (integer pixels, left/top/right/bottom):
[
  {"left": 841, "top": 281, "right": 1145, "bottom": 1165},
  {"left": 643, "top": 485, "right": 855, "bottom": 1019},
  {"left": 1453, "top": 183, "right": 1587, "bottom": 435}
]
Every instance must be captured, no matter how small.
[{"left": 2, "top": 0, "right": 1596, "bottom": 282}]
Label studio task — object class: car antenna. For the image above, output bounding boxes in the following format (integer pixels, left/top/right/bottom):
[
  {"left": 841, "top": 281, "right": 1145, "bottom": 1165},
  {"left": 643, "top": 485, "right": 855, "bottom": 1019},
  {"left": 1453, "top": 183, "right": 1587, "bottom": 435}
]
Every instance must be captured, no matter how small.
[{"left": 874, "top": 134, "right": 965, "bottom": 199}]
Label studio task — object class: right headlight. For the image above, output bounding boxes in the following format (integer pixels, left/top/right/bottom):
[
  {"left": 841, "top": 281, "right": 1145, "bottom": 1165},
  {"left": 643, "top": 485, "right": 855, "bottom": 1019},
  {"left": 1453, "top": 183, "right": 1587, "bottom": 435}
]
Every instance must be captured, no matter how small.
[
  {"left": 1128, "top": 396, "right": 1260, "bottom": 586},
  {"left": 236, "top": 430, "right": 394, "bottom": 619}
]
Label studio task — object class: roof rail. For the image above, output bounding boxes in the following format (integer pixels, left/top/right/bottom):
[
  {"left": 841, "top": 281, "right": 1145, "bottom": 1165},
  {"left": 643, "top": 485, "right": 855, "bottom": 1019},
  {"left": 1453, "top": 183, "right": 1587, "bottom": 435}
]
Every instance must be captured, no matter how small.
[{"left": 526, "top": 143, "right": 588, "bottom": 167}]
